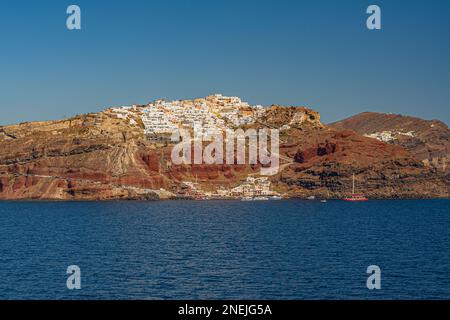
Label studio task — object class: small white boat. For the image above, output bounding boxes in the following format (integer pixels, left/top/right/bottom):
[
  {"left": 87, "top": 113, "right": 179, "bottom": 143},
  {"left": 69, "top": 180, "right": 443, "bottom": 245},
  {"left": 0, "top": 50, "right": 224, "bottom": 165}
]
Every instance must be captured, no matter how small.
[
  {"left": 253, "top": 196, "right": 270, "bottom": 201},
  {"left": 270, "top": 196, "right": 282, "bottom": 200},
  {"left": 307, "top": 196, "right": 316, "bottom": 200},
  {"left": 321, "top": 200, "right": 327, "bottom": 203},
  {"left": 241, "top": 197, "right": 254, "bottom": 201}
]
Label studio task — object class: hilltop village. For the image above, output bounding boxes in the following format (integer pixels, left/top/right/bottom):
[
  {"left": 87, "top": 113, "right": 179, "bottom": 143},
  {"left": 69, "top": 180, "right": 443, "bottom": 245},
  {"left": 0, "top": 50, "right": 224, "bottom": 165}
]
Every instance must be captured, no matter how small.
[
  {"left": 108, "top": 94, "right": 282, "bottom": 200},
  {"left": 110, "top": 94, "right": 270, "bottom": 138}
]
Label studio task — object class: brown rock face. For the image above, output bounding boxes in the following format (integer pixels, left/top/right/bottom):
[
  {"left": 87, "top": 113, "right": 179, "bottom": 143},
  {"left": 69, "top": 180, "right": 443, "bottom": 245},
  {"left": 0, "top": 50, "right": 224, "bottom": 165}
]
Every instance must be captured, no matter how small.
[
  {"left": 0, "top": 113, "right": 169, "bottom": 200},
  {"left": 330, "top": 112, "right": 450, "bottom": 174},
  {"left": 261, "top": 105, "right": 324, "bottom": 129},
  {"left": 278, "top": 127, "right": 448, "bottom": 199},
  {"left": 294, "top": 141, "right": 338, "bottom": 163},
  {"left": 0, "top": 104, "right": 448, "bottom": 200}
]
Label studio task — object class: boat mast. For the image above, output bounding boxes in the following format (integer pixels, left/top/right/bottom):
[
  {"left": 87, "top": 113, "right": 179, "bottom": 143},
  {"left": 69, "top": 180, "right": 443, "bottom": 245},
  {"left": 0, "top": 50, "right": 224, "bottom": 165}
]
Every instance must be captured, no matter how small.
[{"left": 352, "top": 173, "right": 355, "bottom": 194}]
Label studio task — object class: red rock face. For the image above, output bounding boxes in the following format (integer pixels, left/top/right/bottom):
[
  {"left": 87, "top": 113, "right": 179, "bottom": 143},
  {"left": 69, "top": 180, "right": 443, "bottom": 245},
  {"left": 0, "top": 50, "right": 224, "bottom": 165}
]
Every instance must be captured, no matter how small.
[
  {"left": 0, "top": 108, "right": 448, "bottom": 200},
  {"left": 330, "top": 112, "right": 450, "bottom": 174},
  {"left": 277, "top": 127, "right": 449, "bottom": 199},
  {"left": 294, "top": 141, "right": 338, "bottom": 163},
  {"left": 140, "top": 152, "right": 160, "bottom": 172}
]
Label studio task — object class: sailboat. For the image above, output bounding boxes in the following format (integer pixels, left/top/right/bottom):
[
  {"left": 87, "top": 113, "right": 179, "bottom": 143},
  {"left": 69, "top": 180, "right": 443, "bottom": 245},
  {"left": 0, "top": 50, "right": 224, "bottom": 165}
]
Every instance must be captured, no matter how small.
[{"left": 343, "top": 173, "right": 368, "bottom": 201}]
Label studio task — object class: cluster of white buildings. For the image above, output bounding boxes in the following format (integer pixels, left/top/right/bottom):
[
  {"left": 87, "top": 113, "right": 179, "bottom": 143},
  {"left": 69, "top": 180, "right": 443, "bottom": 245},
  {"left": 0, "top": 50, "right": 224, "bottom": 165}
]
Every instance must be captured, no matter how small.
[
  {"left": 109, "top": 94, "right": 267, "bottom": 139},
  {"left": 177, "top": 176, "right": 279, "bottom": 200},
  {"left": 110, "top": 106, "right": 139, "bottom": 125},
  {"left": 205, "top": 94, "right": 265, "bottom": 128},
  {"left": 229, "top": 176, "right": 273, "bottom": 198},
  {"left": 364, "top": 130, "right": 415, "bottom": 143},
  {"left": 141, "top": 98, "right": 225, "bottom": 137},
  {"left": 210, "top": 176, "right": 276, "bottom": 199}
]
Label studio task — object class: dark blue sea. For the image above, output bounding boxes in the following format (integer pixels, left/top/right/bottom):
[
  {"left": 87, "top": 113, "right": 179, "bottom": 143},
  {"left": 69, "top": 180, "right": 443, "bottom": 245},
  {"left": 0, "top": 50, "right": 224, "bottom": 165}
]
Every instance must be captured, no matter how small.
[{"left": 0, "top": 200, "right": 449, "bottom": 300}]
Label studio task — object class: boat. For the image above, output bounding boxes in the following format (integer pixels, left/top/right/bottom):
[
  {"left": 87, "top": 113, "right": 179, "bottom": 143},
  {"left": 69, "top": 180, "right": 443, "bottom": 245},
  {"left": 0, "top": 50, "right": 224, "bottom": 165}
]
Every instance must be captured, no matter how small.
[
  {"left": 307, "top": 196, "right": 316, "bottom": 200},
  {"left": 241, "top": 196, "right": 270, "bottom": 201},
  {"left": 269, "top": 196, "right": 282, "bottom": 200},
  {"left": 343, "top": 194, "right": 368, "bottom": 201},
  {"left": 343, "top": 174, "right": 368, "bottom": 201},
  {"left": 321, "top": 200, "right": 327, "bottom": 203}
]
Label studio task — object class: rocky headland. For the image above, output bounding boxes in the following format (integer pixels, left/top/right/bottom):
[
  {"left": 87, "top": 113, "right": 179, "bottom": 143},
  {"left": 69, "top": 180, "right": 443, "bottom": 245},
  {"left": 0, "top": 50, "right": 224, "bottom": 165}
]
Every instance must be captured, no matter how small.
[{"left": 0, "top": 95, "right": 448, "bottom": 200}]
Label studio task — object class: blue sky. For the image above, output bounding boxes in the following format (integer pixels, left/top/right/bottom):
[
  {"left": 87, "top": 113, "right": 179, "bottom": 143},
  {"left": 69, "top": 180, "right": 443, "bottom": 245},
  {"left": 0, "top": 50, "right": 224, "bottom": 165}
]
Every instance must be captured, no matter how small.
[{"left": 0, "top": 0, "right": 449, "bottom": 125}]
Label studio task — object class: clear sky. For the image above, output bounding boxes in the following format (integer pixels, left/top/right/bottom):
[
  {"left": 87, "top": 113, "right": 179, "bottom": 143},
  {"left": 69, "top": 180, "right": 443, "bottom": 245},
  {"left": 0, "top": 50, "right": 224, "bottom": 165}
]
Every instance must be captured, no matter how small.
[{"left": 0, "top": 0, "right": 449, "bottom": 125}]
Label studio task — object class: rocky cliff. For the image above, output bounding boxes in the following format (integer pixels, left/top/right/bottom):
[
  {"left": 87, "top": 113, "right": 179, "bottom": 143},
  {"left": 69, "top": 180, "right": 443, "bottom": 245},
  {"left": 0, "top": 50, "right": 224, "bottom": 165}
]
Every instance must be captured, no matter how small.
[
  {"left": 0, "top": 98, "right": 448, "bottom": 200},
  {"left": 330, "top": 112, "right": 450, "bottom": 174}
]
